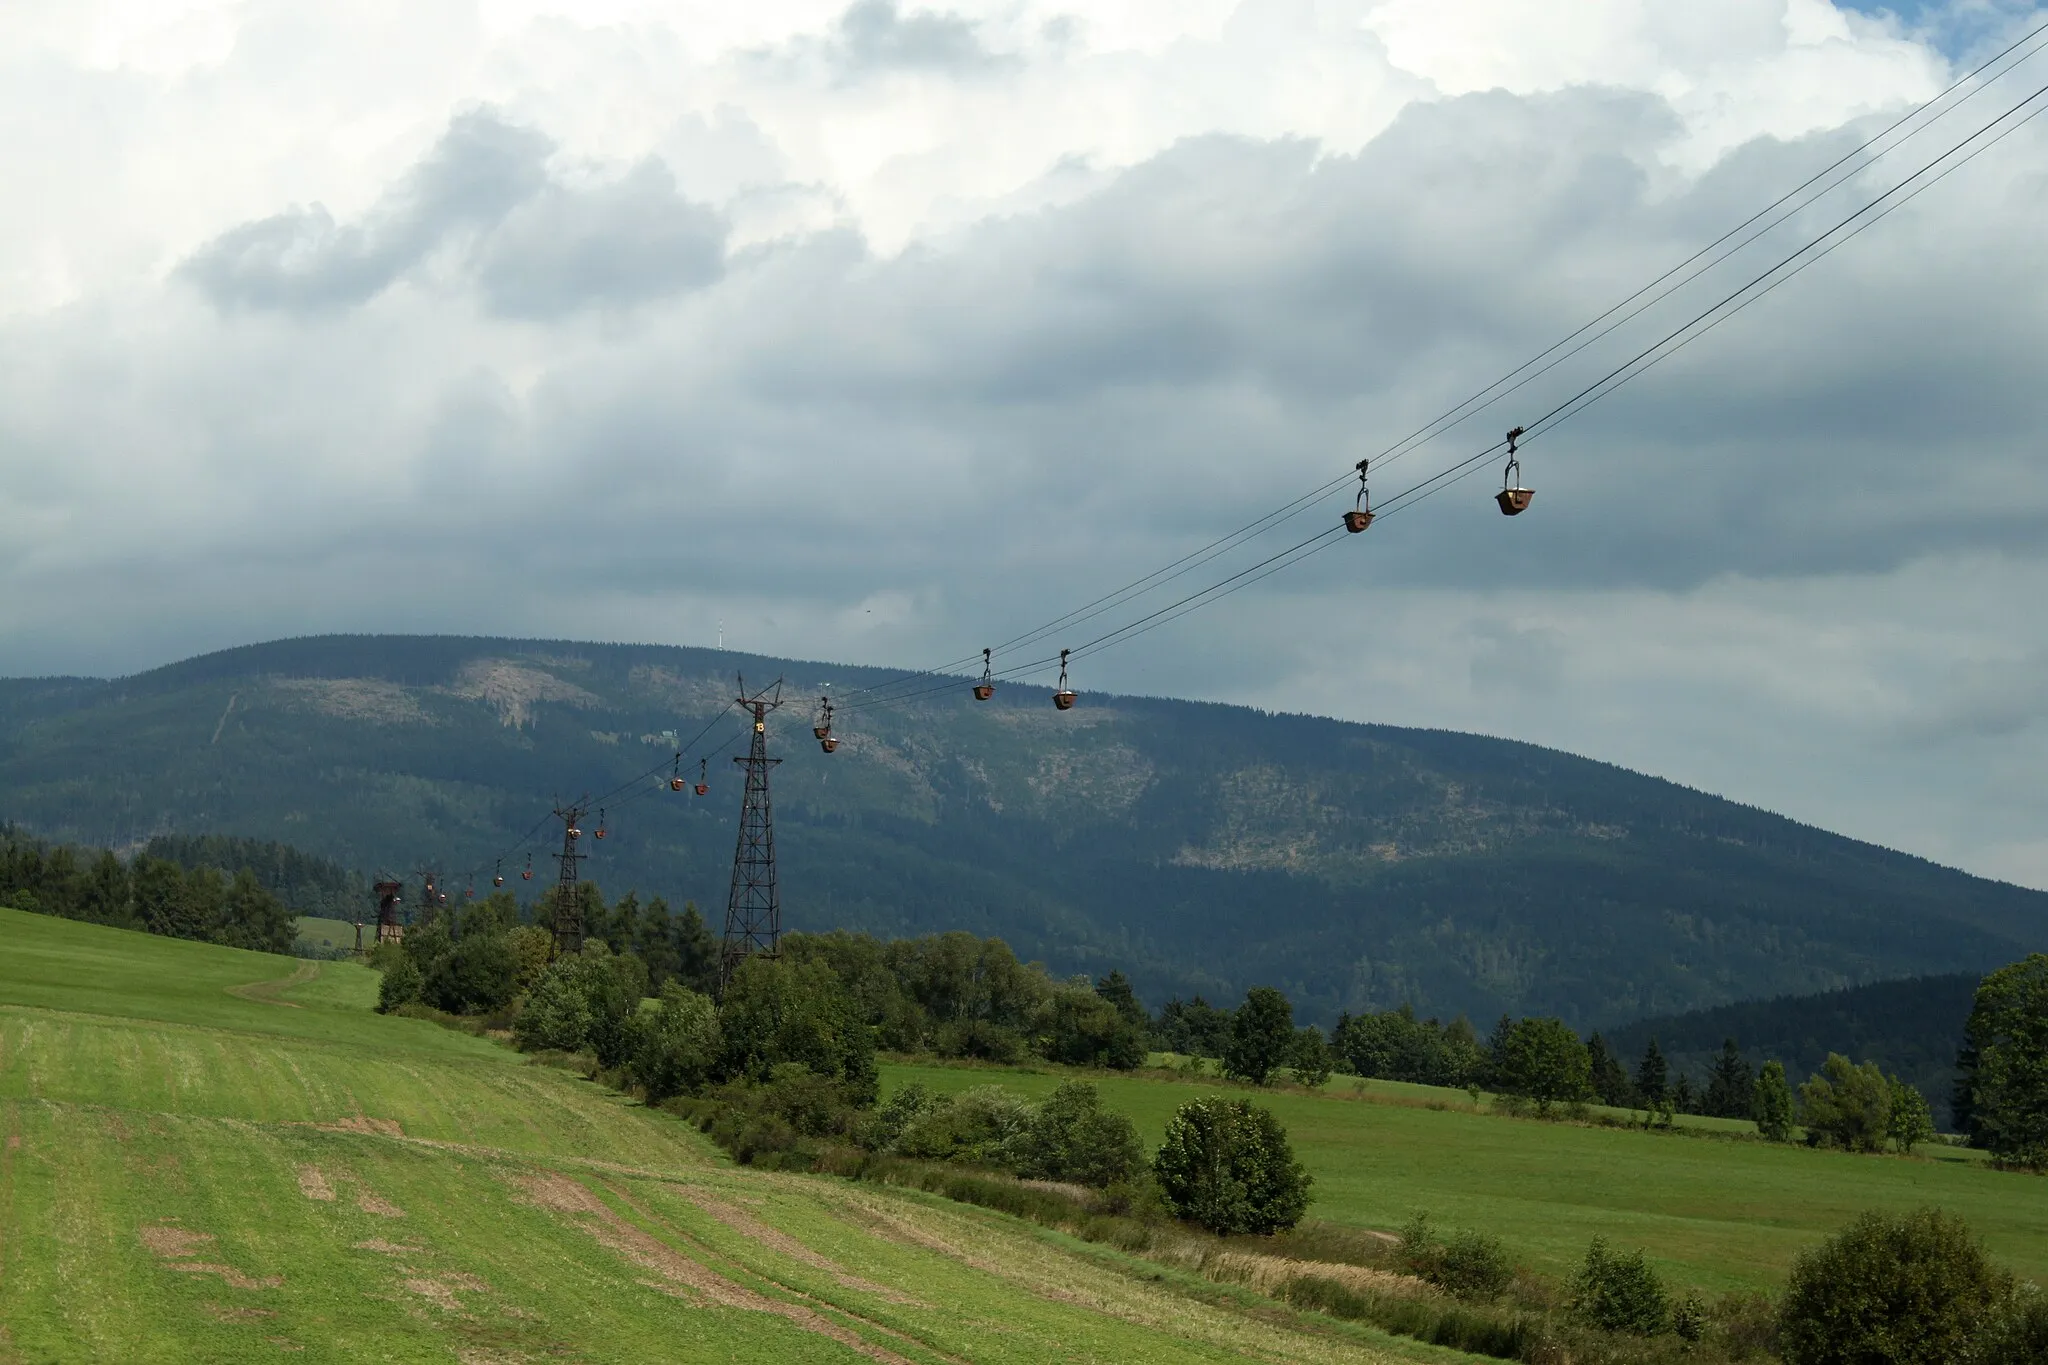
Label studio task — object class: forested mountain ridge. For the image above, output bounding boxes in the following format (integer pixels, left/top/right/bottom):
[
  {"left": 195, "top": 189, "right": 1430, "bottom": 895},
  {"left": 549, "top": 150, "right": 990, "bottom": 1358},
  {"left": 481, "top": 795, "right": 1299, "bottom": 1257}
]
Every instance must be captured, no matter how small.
[{"left": 1, "top": 633, "right": 2042, "bottom": 1028}]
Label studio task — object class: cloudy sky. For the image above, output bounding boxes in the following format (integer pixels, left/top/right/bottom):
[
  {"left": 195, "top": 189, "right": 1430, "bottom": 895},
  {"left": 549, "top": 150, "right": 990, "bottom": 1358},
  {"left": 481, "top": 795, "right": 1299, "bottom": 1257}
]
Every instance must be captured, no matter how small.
[{"left": 5, "top": 0, "right": 2048, "bottom": 886}]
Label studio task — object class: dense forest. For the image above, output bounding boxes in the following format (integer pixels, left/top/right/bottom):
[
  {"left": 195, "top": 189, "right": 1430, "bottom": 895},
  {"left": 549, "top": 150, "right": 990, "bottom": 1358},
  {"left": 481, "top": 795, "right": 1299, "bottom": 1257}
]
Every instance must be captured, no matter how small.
[
  {"left": 0, "top": 825, "right": 295, "bottom": 954},
  {"left": 2, "top": 634, "right": 2043, "bottom": 1028},
  {"left": 1606, "top": 975, "right": 1979, "bottom": 1128},
  {"left": 143, "top": 833, "right": 366, "bottom": 921}
]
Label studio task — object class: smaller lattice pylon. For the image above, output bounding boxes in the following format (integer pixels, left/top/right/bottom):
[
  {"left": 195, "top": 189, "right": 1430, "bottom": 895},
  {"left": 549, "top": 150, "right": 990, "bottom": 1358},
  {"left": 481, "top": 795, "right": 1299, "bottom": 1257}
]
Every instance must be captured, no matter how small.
[{"left": 550, "top": 800, "right": 589, "bottom": 956}]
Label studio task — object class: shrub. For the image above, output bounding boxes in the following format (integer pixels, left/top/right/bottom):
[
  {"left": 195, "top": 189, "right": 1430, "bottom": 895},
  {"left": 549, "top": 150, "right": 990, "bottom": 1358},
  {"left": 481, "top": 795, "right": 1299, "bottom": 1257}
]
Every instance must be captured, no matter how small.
[
  {"left": 934, "top": 1019, "right": 1026, "bottom": 1063},
  {"left": 1777, "top": 1208, "right": 2009, "bottom": 1365},
  {"left": 860, "top": 1082, "right": 942, "bottom": 1151},
  {"left": 628, "top": 982, "right": 721, "bottom": 1102},
  {"left": 1572, "top": 1236, "right": 1668, "bottom": 1335},
  {"left": 1012, "top": 1081, "right": 1144, "bottom": 1188},
  {"left": 1671, "top": 1290, "right": 1708, "bottom": 1342},
  {"left": 1435, "top": 1230, "right": 1514, "bottom": 1303},
  {"left": 512, "top": 946, "right": 638, "bottom": 1060},
  {"left": 719, "top": 956, "right": 878, "bottom": 1103},
  {"left": 1888, "top": 1077, "right": 1936, "bottom": 1154},
  {"left": 1038, "top": 988, "right": 1146, "bottom": 1069},
  {"left": 1977, "top": 1285, "right": 2048, "bottom": 1364},
  {"left": 894, "top": 1086, "right": 1032, "bottom": 1166},
  {"left": 1753, "top": 1059, "right": 1795, "bottom": 1141},
  {"left": 376, "top": 954, "right": 423, "bottom": 1013},
  {"left": 1395, "top": 1213, "right": 1512, "bottom": 1302},
  {"left": 1153, "top": 1095, "right": 1311, "bottom": 1235},
  {"left": 1288, "top": 1026, "right": 1333, "bottom": 1088}
]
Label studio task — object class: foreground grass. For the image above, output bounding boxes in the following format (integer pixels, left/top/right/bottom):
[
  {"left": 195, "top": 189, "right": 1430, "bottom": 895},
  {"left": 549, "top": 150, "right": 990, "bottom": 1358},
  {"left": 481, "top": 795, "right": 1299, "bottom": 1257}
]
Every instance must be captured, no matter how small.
[
  {"left": 881, "top": 1057, "right": 2048, "bottom": 1297},
  {"left": 0, "top": 910, "right": 1461, "bottom": 1363}
]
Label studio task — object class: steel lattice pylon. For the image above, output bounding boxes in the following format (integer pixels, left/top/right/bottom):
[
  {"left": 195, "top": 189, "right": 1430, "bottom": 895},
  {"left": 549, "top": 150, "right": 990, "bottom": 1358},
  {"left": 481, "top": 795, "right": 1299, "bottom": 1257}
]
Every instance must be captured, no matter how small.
[
  {"left": 720, "top": 678, "right": 784, "bottom": 987},
  {"left": 551, "top": 801, "right": 588, "bottom": 955}
]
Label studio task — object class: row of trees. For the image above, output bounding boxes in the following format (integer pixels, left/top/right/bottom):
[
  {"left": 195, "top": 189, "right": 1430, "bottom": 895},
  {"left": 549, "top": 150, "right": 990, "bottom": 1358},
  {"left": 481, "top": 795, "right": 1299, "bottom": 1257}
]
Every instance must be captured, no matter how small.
[{"left": 0, "top": 827, "right": 296, "bottom": 954}]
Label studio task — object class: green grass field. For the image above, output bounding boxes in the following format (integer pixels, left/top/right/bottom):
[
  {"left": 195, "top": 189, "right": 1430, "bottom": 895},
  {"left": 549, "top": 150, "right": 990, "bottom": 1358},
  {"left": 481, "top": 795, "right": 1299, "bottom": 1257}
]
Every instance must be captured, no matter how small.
[
  {"left": 880, "top": 1059, "right": 2048, "bottom": 1298},
  {"left": 291, "top": 916, "right": 357, "bottom": 952},
  {"left": 0, "top": 909, "right": 1463, "bottom": 1363}
]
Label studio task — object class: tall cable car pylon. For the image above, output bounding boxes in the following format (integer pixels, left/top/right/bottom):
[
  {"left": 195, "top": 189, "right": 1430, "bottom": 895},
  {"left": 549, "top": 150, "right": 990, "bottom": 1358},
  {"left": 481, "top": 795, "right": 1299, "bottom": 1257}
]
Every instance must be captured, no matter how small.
[
  {"left": 550, "top": 800, "right": 588, "bottom": 955},
  {"left": 720, "top": 676, "right": 784, "bottom": 988}
]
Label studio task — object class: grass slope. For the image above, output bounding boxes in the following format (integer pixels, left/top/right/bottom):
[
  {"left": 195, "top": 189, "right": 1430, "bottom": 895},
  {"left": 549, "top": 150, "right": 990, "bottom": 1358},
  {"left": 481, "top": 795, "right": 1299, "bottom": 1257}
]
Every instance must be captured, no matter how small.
[
  {"left": 881, "top": 1059, "right": 2048, "bottom": 1298},
  {"left": 0, "top": 910, "right": 1460, "bottom": 1363}
]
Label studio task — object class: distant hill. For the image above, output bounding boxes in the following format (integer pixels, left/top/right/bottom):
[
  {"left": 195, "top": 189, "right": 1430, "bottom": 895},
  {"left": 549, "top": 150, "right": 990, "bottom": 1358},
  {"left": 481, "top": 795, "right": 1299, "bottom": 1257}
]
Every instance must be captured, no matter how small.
[
  {"left": 1607, "top": 973, "right": 1981, "bottom": 1127},
  {"left": 2, "top": 633, "right": 2044, "bottom": 1028}
]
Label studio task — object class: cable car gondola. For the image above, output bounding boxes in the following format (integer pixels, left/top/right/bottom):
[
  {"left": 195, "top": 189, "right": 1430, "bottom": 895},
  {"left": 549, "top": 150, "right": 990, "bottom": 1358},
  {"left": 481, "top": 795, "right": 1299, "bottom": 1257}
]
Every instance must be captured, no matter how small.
[
  {"left": 670, "top": 751, "right": 687, "bottom": 792},
  {"left": 493, "top": 860, "right": 504, "bottom": 888},
  {"left": 1343, "top": 459, "right": 1373, "bottom": 532},
  {"left": 695, "top": 758, "right": 709, "bottom": 796},
  {"left": 1053, "top": 648, "right": 1077, "bottom": 711},
  {"left": 973, "top": 648, "right": 995, "bottom": 701},
  {"left": 1496, "top": 426, "right": 1534, "bottom": 516},
  {"left": 521, "top": 854, "right": 533, "bottom": 881},
  {"left": 594, "top": 808, "right": 607, "bottom": 840},
  {"left": 814, "top": 696, "right": 838, "bottom": 753}
]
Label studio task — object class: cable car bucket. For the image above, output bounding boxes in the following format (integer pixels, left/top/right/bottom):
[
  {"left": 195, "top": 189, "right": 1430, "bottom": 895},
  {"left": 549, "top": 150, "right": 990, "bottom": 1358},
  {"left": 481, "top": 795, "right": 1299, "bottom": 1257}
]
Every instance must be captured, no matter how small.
[
  {"left": 1497, "top": 426, "right": 1534, "bottom": 516},
  {"left": 973, "top": 648, "right": 995, "bottom": 701},
  {"left": 1053, "top": 648, "right": 1078, "bottom": 711},
  {"left": 1343, "top": 459, "right": 1374, "bottom": 532},
  {"left": 695, "top": 758, "right": 709, "bottom": 796},
  {"left": 813, "top": 695, "right": 839, "bottom": 753}
]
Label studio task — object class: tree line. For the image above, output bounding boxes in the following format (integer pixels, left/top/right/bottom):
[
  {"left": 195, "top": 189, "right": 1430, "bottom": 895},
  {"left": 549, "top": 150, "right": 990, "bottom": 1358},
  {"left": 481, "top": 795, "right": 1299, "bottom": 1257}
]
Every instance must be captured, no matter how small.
[{"left": 0, "top": 826, "right": 295, "bottom": 954}]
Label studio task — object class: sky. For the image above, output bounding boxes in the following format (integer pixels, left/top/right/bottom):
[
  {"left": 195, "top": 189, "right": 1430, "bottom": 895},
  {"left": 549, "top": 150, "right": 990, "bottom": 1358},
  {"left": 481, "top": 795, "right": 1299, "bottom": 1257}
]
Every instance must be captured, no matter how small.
[{"left": 4, "top": 0, "right": 2048, "bottom": 888}]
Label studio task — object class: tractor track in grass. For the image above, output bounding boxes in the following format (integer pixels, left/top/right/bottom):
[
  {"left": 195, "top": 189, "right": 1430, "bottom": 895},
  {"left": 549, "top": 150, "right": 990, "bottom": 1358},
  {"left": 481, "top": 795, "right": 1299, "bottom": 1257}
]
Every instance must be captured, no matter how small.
[{"left": 226, "top": 961, "right": 320, "bottom": 1008}]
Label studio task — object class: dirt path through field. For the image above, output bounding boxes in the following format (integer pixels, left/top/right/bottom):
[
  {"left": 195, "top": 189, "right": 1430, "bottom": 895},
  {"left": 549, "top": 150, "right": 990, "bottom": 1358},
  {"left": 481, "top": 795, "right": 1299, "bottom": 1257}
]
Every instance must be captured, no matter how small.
[{"left": 227, "top": 961, "right": 319, "bottom": 1008}]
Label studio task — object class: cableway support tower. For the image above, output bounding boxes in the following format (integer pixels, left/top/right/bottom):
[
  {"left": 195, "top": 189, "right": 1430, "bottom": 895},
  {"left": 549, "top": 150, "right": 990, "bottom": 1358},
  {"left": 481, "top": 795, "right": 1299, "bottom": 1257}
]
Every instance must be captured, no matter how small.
[
  {"left": 551, "top": 801, "right": 589, "bottom": 956},
  {"left": 720, "top": 676, "right": 784, "bottom": 988}
]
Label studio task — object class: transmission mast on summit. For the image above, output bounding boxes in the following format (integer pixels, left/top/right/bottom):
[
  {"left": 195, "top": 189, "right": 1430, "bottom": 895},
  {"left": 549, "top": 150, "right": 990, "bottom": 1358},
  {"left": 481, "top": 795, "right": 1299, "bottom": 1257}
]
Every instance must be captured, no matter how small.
[{"left": 720, "top": 676, "right": 784, "bottom": 988}]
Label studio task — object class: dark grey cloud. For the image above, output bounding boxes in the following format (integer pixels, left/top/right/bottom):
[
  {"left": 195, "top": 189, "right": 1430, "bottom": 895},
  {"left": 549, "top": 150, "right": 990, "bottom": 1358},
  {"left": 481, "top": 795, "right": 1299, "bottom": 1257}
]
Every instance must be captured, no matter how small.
[
  {"left": 837, "top": 0, "right": 1013, "bottom": 74},
  {"left": 476, "top": 159, "right": 726, "bottom": 318},
  {"left": 181, "top": 112, "right": 725, "bottom": 318},
  {"left": 181, "top": 110, "right": 552, "bottom": 310},
  {"left": 751, "top": 0, "right": 1017, "bottom": 82}
]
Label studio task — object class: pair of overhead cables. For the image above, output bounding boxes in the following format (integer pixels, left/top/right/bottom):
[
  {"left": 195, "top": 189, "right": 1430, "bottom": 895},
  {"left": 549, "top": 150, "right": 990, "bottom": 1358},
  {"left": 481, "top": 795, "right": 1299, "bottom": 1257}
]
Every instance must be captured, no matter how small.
[{"left": 841, "top": 19, "right": 2048, "bottom": 710}]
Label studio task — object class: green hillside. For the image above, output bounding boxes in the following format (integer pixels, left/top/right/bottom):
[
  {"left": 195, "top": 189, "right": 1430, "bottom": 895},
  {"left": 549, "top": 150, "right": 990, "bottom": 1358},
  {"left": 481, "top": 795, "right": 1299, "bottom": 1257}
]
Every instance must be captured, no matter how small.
[
  {"left": 3, "top": 633, "right": 2044, "bottom": 1027},
  {"left": 0, "top": 908, "right": 1448, "bottom": 1363}
]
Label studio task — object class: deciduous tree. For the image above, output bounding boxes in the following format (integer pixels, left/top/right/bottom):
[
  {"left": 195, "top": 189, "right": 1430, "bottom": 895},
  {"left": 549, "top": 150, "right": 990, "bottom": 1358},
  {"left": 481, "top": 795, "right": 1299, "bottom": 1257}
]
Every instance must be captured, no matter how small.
[
  {"left": 1153, "top": 1096, "right": 1312, "bottom": 1234},
  {"left": 1957, "top": 954, "right": 2048, "bottom": 1168},
  {"left": 1223, "top": 987, "right": 1295, "bottom": 1086}
]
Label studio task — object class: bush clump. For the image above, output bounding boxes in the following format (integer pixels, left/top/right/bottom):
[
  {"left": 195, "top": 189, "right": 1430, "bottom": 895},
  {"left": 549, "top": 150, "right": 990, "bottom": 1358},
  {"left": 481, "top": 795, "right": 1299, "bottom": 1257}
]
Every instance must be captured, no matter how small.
[
  {"left": 1153, "top": 1095, "right": 1311, "bottom": 1234},
  {"left": 1776, "top": 1207, "right": 2010, "bottom": 1365},
  {"left": 1572, "top": 1236, "right": 1669, "bottom": 1335},
  {"left": 1012, "top": 1080, "right": 1146, "bottom": 1187}
]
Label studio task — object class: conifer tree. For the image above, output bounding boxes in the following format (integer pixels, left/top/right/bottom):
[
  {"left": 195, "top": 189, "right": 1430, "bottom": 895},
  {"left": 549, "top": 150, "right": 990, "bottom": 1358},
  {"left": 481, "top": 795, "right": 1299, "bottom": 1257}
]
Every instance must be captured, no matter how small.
[
  {"left": 1586, "top": 1032, "right": 1634, "bottom": 1106},
  {"left": 1704, "top": 1038, "right": 1754, "bottom": 1119},
  {"left": 1636, "top": 1039, "right": 1668, "bottom": 1107}
]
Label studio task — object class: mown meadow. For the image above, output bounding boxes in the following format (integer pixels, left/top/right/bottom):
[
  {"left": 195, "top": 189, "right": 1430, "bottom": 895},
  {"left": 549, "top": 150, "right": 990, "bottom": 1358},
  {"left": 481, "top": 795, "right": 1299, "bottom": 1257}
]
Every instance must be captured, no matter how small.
[
  {"left": 0, "top": 908, "right": 1473, "bottom": 1363},
  {"left": 881, "top": 1058, "right": 2048, "bottom": 1298}
]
